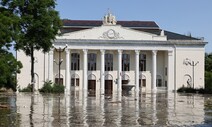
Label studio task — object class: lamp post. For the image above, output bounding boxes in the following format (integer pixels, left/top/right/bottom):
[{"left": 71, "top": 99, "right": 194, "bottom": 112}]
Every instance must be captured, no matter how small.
[
  {"left": 184, "top": 58, "right": 199, "bottom": 88},
  {"left": 54, "top": 45, "right": 67, "bottom": 85}
]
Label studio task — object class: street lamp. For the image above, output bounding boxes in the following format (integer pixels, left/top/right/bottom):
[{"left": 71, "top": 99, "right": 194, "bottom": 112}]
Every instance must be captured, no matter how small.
[
  {"left": 54, "top": 45, "right": 67, "bottom": 85},
  {"left": 184, "top": 58, "right": 199, "bottom": 88}
]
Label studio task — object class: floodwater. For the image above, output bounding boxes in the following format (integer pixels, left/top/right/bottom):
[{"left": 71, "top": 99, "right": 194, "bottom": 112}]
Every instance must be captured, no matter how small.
[{"left": 0, "top": 91, "right": 212, "bottom": 127}]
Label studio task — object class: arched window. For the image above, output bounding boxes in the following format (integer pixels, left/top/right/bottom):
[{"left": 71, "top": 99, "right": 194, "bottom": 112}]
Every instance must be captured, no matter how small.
[
  {"left": 71, "top": 74, "right": 80, "bottom": 87},
  {"left": 122, "top": 74, "right": 130, "bottom": 84},
  {"left": 139, "top": 54, "right": 146, "bottom": 71},
  {"left": 88, "top": 53, "right": 96, "bottom": 71},
  {"left": 122, "top": 54, "right": 130, "bottom": 71},
  {"left": 139, "top": 74, "right": 146, "bottom": 87},
  {"left": 55, "top": 74, "right": 64, "bottom": 85},
  {"left": 71, "top": 53, "right": 80, "bottom": 70},
  {"left": 105, "top": 53, "right": 113, "bottom": 71}
]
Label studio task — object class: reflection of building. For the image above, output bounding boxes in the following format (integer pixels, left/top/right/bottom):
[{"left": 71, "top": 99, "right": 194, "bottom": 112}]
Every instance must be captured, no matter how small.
[{"left": 17, "top": 13, "right": 207, "bottom": 93}]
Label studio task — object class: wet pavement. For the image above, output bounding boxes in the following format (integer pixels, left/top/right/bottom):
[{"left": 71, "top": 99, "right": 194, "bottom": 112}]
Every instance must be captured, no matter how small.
[{"left": 0, "top": 91, "right": 212, "bottom": 127}]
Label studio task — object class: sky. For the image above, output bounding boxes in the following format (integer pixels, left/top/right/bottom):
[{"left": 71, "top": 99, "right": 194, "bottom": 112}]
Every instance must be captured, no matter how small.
[{"left": 55, "top": 0, "right": 212, "bottom": 53}]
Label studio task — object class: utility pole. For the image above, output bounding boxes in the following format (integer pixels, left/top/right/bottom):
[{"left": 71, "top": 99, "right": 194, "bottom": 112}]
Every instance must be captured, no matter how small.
[
  {"left": 54, "top": 45, "right": 67, "bottom": 85},
  {"left": 184, "top": 58, "right": 199, "bottom": 88}
]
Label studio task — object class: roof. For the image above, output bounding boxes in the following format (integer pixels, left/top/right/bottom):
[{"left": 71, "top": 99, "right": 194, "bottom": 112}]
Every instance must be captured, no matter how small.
[
  {"left": 61, "top": 19, "right": 201, "bottom": 41},
  {"left": 164, "top": 30, "right": 200, "bottom": 40},
  {"left": 62, "top": 19, "right": 159, "bottom": 29}
]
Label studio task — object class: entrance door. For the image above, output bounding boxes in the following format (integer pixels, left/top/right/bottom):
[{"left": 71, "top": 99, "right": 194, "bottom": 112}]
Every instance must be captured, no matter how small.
[
  {"left": 88, "top": 80, "right": 96, "bottom": 96},
  {"left": 139, "top": 79, "right": 146, "bottom": 88},
  {"left": 105, "top": 80, "right": 113, "bottom": 95},
  {"left": 122, "top": 80, "right": 128, "bottom": 89}
]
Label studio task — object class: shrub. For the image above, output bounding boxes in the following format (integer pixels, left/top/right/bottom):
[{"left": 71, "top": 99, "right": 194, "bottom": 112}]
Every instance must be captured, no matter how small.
[
  {"left": 52, "top": 84, "right": 64, "bottom": 93},
  {"left": 196, "top": 88, "right": 205, "bottom": 94},
  {"left": 39, "top": 81, "right": 64, "bottom": 93},
  {"left": 19, "top": 84, "right": 32, "bottom": 92},
  {"left": 39, "top": 81, "right": 53, "bottom": 93},
  {"left": 177, "top": 86, "right": 212, "bottom": 94},
  {"left": 177, "top": 87, "right": 196, "bottom": 93}
]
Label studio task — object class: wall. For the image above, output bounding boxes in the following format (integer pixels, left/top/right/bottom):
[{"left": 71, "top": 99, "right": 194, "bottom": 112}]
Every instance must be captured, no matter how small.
[
  {"left": 175, "top": 46, "right": 205, "bottom": 89},
  {"left": 17, "top": 50, "right": 48, "bottom": 90}
]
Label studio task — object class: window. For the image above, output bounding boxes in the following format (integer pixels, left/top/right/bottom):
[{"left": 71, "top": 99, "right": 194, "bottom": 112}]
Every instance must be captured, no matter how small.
[
  {"left": 156, "top": 75, "right": 162, "bottom": 87},
  {"left": 105, "top": 53, "right": 113, "bottom": 71},
  {"left": 165, "top": 67, "right": 167, "bottom": 76},
  {"left": 71, "top": 78, "right": 79, "bottom": 86},
  {"left": 55, "top": 78, "right": 63, "bottom": 85},
  {"left": 139, "top": 54, "right": 146, "bottom": 71},
  {"left": 88, "top": 53, "right": 96, "bottom": 71},
  {"left": 139, "top": 79, "right": 146, "bottom": 87},
  {"left": 71, "top": 53, "right": 80, "bottom": 70},
  {"left": 157, "top": 79, "right": 162, "bottom": 87},
  {"left": 122, "top": 54, "right": 130, "bottom": 71}
]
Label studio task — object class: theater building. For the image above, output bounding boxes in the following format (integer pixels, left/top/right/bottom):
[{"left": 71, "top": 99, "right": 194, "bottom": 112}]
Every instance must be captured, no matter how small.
[{"left": 17, "top": 13, "right": 207, "bottom": 94}]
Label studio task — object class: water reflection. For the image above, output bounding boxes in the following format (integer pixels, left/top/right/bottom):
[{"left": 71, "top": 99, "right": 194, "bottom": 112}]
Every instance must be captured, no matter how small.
[
  {"left": 0, "top": 93, "right": 19, "bottom": 127},
  {"left": 0, "top": 91, "right": 212, "bottom": 126}
]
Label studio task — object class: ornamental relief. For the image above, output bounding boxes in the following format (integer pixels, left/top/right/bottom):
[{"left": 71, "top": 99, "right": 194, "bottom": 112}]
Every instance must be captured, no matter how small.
[{"left": 99, "top": 29, "right": 124, "bottom": 40}]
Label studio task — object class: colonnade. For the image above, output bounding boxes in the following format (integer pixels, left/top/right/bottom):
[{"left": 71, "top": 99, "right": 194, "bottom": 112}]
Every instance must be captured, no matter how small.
[{"left": 48, "top": 48, "right": 174, "bottom": 93}]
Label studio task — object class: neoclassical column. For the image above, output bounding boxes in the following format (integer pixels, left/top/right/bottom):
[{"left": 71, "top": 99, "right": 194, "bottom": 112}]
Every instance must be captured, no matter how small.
[
  {"left": 83, "top": 49, "right": 88, "bottom": 91},
  {"left": 100, "top": 49, "right": 105, "bottom": 94},
  {"left": 65, "top": 48, "right": 70, "bottom": 93},
  {"left": 118, "top": 50, "right": 122, "bottom": 92},
  {"left": 48, "top": 48, "right": 54, "bottom": 82},
  {"left": 167, "top": 50, "right": 174, "bottom": 91},
  {"left": 135, "top": 50, "right": 140, "bottom": 92},
  {"left": 152, "top": 50, "right": 157, "bottom": 91}
]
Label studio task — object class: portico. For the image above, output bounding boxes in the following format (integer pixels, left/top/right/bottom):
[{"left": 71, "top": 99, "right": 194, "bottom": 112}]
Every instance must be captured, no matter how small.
[{"left": 48, "top": 45, "right": 174, "bottom": 94}]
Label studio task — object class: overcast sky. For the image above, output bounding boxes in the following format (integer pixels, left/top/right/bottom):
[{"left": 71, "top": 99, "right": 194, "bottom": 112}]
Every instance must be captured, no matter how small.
[{"left": 56, "top": 0, "right": 212, "bottom": 53}]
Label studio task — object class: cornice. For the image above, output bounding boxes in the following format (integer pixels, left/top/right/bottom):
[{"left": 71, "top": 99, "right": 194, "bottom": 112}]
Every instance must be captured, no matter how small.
[{"left": 53, "top": 39, "right": 206, "bottom": 46}]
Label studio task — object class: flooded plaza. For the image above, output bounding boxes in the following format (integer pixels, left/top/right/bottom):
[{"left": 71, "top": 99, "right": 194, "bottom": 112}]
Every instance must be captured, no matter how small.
[{"left": 0, "top": 91, "right": 212, "bottom": 127}]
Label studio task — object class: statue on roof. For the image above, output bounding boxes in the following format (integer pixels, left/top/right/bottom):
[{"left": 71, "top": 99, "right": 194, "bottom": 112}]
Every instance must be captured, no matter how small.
[{"left": 103, "top": 10, "right": 117, "bottom": 25}]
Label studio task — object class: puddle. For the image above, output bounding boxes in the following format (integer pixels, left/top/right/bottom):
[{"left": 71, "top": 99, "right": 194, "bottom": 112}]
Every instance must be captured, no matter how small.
[{"left": 0, "top": 91, "right": 212, "bottom": 126}]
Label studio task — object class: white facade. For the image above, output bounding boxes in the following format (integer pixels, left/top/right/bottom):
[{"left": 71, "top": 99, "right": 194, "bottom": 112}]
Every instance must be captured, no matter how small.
[{"left": 17, "top": 14, "right": 207, "bottom": 94}]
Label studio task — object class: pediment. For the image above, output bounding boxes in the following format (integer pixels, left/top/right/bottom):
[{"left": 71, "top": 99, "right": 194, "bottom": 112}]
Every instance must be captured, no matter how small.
[{"left": 56, "top": 25, "right": 167, "bottom": 41}]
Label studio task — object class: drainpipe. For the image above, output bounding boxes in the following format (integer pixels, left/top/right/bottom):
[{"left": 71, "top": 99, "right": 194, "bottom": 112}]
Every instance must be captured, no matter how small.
[
  {"left": 174, "top": 44, "right": 177, "bottom": 92},
  {"left": 44, "top": 53, "right": 45, "bottom": 82}
]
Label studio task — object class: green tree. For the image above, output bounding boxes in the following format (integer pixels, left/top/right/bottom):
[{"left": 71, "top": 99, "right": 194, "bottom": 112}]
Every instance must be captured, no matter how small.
[
  {"left": 0, "top": 1, "right": 22, "bottom": 91},
  {"left": 205, "top": 71, "right": 212, "bottom": 93},
  {"left": 3, "top": 0, "right": 61, "bottom": 92},
  {"left": 205, "top": 53, "right": 212, "bottom": 93},
  {"left": 0, "top": 49, "right": 22, "bottom": 91},
  {"left": 0, "top": 0, "right": 20, "bottom": 49},
  {"left": 205, "top": 53, "right": 212, "bottom": 72}
]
